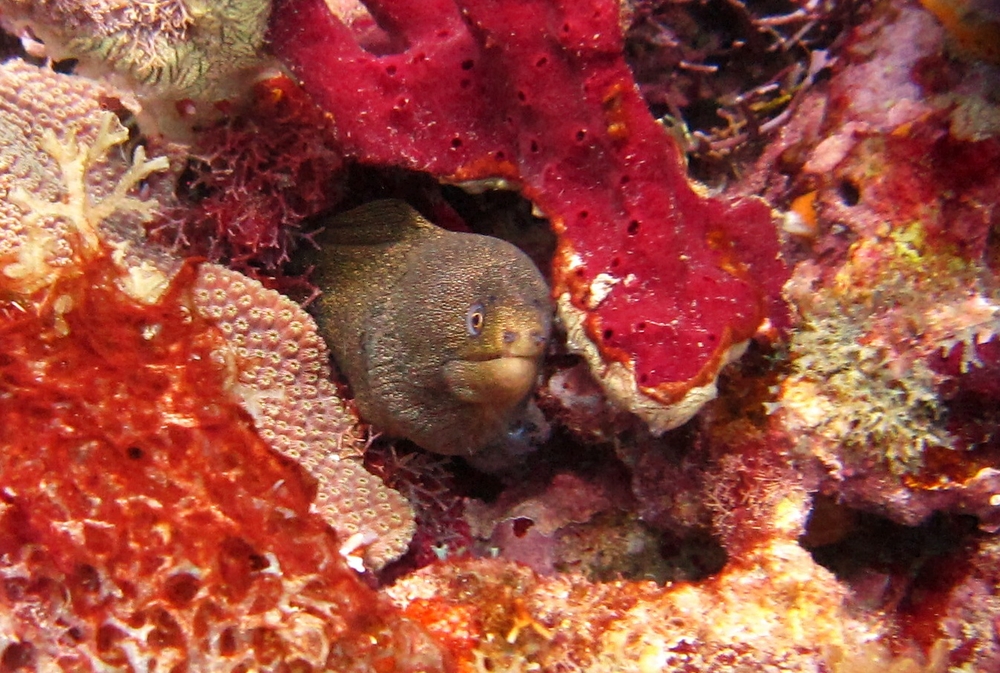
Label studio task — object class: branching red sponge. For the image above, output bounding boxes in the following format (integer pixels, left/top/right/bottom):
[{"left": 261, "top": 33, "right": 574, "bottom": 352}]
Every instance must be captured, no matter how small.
[{"left": 269, "top": 0, "right": 788, "bottom": 432}]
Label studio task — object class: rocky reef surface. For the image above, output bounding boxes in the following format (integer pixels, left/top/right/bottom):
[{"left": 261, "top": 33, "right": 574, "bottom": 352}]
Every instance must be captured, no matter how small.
[{"left": 1, "top": 0, "right": 999, "bottom": 670}]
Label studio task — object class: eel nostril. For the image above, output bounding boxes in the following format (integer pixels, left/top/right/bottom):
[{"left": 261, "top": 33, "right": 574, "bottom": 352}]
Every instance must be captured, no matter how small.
[{"left": 503, "top": 330, "right": 518, "bottom": 344}]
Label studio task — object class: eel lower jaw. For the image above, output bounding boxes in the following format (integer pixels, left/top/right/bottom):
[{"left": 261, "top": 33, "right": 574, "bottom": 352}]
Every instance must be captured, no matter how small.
[{"left": 443, "top": 355, "right": 540, "bottom": 406}]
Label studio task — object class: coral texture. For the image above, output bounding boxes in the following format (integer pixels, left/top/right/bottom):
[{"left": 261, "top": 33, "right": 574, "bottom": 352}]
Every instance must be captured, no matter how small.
[
  {"left": 5, "top": 0, "right": 1000, "bottom": 671},
  {"left": 0, "top": 59, "right": 175, "bottom": 297},
  {"left": 0, "top": 0, "right": 273, "bottom": 134},
  {"left": 0, "top": 57, "right": 430, "bottom": 669},
  {"left": 768, "top": 4, "right": 1000, "bottom": 529},
  {"left": 0, "top": 257, "right": 443, "bottom": 670},
  {"left": 269, "top": 0, "right": 789, "bottom": 434},
  {"left": 155, "top": 73, "right": 344, "bottom": 280},
  {"left": 192, "top": 264, "right": 416, "bottom": 569}
]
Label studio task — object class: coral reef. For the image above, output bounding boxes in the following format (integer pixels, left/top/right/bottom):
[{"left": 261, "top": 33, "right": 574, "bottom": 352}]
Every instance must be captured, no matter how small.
[
  {"left": 762, "top": 2, "right": 1000, "bottom": 529},
  {"left": 3, "top": 0, "right": 1000, "bottom": 671},
  {"left": 154, "top": 73, "right": 344, "bottom": 281},
  {"left": 270, "top": 0, "right": 789, "bottom": 434},
  {"left": 0, "top": 0, "right": 273, "bottom": 135},
  {"left": 0, "top": 258, "right": 441, "bottom": 670},
  {"left": 0, "top": 57, "right": 414, "bottom": 572},
  {"left": 623, "top": 0, "right": 865, "bottom": 177},
  {"left": 191, "top": 264, "right": 416, "bottom": 570},
  {"left": 0, "top": 59, "right": 177, "bottom": 297},
  {"left": 0, "top": 58, "right": 425, "bottom": 667}
]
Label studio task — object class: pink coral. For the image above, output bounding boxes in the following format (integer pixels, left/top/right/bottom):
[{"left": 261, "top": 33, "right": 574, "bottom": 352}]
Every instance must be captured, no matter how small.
[
  {"left": 192, "top": 264, "right": 416, "bottom": 570},
  {"left": 269, "top": 0, "right": 789, "bottom": 434}
]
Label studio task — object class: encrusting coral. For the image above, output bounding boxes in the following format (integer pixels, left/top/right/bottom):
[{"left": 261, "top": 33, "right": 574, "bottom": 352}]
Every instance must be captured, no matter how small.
[
  {"left": 765, "top": 2, "right": 1000, "bottom": 530},
  {"left": 0, "top": 58, "right": 426, "bottom": 667},
  {"left": 192, "top": 264, "right": 416, "bottom": 569},
  {"left": 0, "top": 59, "right": 175, "bottom": 299}
]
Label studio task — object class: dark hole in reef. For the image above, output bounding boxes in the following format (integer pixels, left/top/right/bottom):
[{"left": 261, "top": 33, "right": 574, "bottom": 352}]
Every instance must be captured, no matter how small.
[
  {"left": 52, "top": 58, "right": 78, "bottom": 75},
  {"left": 511, "top": 517, "right": 534, "bottom": 538},
  {"left": 576, "top": 129, "right": 587, "bottom": 142},
  {"left": 494, "top": 151, "right": 505, "bottom": 161},
  {"left": 127, "top": 446, "right": 144, "bottom": 460},
  {"left": 627, "top": 220, "right": 640, "bottom": 235},
  {"left": 461, "top": 59, "right": 475, "bottom": 70},
  {"left": 536, "top": 56, "right": 548, "bottom": 67},
  {"left": 620, "top": 175, "right": 630, "bottom": 186},
  {"left": 579, "top": 210, "right": 589, "bottom": 220},
  {"left": 658, "top": 529, "right": 729, "bottom": 581},
  {"left": 838, "top": 179, "right": 861, "bottom": 206},
  {"left": 1, "top": 641, "right": 35, "bottom": 671},
  {"left": 451, "top": 137, "right": 462, "bottom": 149},
  {"left": 0, "top": 27, "right": 29, "bottom": 63},
  {"left": 602, "top": 328, "right": 614, "bottom": 341},
  {"left": 517, "top": 90, "right": 527, "bottom": 102},
  {"left": 174, "top": 158, "right": 213, "bottom": 204},
  {"left": 66, "top": 626, "right": 84, "bottom": 642},
  {"left": 637, "top": 321, "right": 647, "bottom": 332},
  {"left": 530, "top": 140, "right": 539, "bottom": 153},
  {"left": 385, "top": 64, "right": 397, "bottom": 76},
  {"left": 74, "top": 563, "right": 101, "bottom": 593},
  {"left": 802, "top": 495, "right": 979, "bottom": 606},
  {"left": 219, "top": 627, "right": 238, "bottom": 657},
  {"left": 610, "top": 256, "right": 620, "bottom": 268}
]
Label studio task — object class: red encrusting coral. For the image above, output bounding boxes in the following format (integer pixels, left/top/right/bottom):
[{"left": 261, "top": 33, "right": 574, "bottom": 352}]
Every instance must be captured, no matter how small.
[
  {"left": 0, "top": 258, "right": 448, "bottom": 670},
  {"left": 269, "top": 0, "right": 789, "bottom": 431},
  {"left": 153, "top": 74, "right": 345, "bottom": 288}
]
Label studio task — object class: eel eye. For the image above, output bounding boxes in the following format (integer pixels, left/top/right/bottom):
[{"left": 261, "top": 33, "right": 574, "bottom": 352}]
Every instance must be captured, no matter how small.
[{"left": 466, "top": 303, "right": 485, "bottom": 336}]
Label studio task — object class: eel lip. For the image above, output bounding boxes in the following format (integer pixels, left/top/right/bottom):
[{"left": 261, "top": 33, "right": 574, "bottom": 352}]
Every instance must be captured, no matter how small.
[{"left": 443, "top": 355, "right": 540, "bottom": 405}]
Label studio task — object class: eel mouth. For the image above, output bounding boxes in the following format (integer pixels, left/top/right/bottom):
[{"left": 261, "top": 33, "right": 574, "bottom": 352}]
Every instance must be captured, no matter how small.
[{"left": 443, "top": 355, "right": 540, "bottom": 406}]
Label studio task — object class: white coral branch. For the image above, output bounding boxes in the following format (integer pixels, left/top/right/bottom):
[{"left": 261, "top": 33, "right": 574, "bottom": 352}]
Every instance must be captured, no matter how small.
[{"left": 5, "top": 111, "right": 169, "bottom": 293}]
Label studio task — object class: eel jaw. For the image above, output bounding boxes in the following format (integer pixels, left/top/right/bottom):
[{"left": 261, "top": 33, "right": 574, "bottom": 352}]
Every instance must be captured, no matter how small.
[{"left": 443, "top": 355, "right": 540, "bottom": 406}]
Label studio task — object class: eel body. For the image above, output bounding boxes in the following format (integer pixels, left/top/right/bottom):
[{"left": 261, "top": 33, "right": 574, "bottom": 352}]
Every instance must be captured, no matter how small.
[{"left": 309, "top": 199, "right": 551, "bottom": 457}]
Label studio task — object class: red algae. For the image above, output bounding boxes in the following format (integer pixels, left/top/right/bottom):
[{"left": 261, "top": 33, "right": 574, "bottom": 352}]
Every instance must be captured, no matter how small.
[
  {"left": 0, "top": 258, "right": 447, "bottom": 671},
  {"left": 155, "top": 74, "right": 345, "bottom": 284}
]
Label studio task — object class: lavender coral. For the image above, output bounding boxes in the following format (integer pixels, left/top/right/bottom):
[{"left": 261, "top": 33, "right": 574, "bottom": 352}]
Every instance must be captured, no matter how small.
[{"left": 192, "top": 264, "right": 416, "bottom": 569}]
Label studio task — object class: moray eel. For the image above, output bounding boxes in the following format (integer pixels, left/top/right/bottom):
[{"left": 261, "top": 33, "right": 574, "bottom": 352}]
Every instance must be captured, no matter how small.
[{"left": 308, "top": 199, "right": 551, "bottom": 457}]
